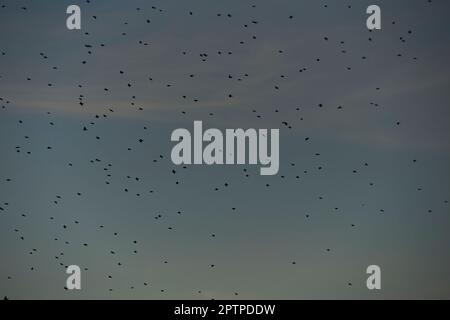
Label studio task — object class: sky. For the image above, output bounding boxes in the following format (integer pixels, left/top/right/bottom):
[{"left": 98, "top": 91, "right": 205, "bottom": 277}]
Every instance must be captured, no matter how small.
[{"left": 0, "top": 0, "right": 450, "bottom": 299}]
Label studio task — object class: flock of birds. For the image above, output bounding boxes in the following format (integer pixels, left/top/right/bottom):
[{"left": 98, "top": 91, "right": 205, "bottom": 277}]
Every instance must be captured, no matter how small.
[{"left": 1, "top": 0, "right": 449, "bottom": 300}]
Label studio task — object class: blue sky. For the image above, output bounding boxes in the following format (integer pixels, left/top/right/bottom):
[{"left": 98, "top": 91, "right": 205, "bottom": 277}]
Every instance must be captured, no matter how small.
[{"left": 1, "top": 0, "right": 449, "bottom": 299}]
